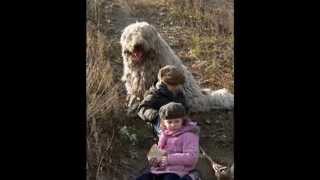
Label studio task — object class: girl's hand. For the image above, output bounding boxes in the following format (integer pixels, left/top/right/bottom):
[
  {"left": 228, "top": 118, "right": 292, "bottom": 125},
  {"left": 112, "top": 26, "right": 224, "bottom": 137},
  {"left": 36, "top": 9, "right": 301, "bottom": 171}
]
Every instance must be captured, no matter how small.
[
  {"left": 159, "top": 149, "right": 167, "bottom": 156},
  {"left": 159, "top": 155, "right": 168, "bottom": 168},
  {"left": 149, "top": 157, "right": 159, "bottom": 167}
]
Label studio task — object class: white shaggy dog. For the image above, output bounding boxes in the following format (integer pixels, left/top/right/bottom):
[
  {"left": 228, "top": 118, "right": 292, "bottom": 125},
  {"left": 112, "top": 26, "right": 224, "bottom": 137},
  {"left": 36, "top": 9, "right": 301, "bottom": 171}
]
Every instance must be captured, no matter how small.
[{"left": 120, "top": 21, "right": 233, "bottom": 113}]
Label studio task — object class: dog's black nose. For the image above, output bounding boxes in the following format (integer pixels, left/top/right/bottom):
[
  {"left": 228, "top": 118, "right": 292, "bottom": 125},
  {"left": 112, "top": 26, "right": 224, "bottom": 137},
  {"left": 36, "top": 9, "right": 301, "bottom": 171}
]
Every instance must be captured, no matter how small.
[{"left": 133, "top": 44, "right": 143, "bottom": 50}]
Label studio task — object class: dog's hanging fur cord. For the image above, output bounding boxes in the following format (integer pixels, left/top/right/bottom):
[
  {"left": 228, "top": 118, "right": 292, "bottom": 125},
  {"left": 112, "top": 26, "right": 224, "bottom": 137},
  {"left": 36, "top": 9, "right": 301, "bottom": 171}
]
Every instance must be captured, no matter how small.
[{"left": 199, "top": 145, "right": 228, "bottom": 176}]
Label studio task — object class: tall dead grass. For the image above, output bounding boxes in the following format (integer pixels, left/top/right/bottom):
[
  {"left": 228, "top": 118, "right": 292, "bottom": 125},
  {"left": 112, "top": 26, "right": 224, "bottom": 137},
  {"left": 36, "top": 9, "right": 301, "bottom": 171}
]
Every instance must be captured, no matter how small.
[{"left": 87, "top": 21, "right": 127, "bottom": 180}]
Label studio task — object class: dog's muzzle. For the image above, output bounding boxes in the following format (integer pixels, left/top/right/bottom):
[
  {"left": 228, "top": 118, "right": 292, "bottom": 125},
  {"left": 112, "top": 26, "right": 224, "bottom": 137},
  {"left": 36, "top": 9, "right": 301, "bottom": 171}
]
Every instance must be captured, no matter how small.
[{"left": 125, "top": 44, "right": 145, "bottom": 64}]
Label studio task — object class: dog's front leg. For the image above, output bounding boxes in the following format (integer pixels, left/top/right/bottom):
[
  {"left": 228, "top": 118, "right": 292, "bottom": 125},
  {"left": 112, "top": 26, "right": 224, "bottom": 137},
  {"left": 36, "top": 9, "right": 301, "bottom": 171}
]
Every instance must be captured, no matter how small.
[{"left": 126, "top": 95, "right": 141, "bottom": 117}]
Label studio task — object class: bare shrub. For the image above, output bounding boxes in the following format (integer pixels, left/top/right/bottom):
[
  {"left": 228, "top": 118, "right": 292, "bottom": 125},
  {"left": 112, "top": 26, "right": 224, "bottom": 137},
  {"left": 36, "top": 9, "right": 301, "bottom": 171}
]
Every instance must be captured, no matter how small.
[{"left": 87, "top": 21, "right": 126, "bottom": 180}]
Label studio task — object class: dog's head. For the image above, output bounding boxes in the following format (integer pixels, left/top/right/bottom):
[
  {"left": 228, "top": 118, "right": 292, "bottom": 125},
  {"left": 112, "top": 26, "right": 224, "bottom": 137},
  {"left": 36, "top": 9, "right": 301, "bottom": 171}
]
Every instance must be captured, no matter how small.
[{"left": 120, "top": 22, "right": 159, "bottom": 66}]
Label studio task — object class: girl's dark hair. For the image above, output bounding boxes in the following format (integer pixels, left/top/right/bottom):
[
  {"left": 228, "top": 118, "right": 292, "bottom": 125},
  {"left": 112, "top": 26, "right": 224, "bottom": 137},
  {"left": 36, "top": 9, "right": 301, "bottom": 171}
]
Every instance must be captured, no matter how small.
[{"left": 159, "top": 102, "right": 186, "bottom": 120}]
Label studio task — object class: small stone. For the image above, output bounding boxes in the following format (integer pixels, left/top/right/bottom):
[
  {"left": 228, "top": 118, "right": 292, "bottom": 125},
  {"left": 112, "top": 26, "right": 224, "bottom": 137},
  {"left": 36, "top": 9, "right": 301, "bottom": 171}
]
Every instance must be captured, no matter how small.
[{"left": 222, "top": 134, "right": 227, "bottom": 138}]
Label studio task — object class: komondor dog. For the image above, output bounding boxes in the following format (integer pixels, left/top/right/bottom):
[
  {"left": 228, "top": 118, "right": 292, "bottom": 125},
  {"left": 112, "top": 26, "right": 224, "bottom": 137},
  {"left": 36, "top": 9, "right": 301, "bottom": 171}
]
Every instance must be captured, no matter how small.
[{"left": 120, "top": 21, "right": 234, "bottom": 113}]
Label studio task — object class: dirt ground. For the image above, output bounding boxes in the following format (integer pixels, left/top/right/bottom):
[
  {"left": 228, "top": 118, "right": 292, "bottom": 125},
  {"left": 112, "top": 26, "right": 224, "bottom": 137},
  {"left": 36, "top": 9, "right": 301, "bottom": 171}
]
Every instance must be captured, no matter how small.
[{"left": 87, "top": 0, "right": 234, "bottom": 179}]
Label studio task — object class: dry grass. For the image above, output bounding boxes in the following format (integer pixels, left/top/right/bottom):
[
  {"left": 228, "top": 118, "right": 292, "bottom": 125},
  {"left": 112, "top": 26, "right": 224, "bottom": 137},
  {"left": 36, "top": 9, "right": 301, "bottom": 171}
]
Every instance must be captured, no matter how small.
[
  {"left": 86, "top": 21, "right": 127, "bottom": 180},
  {"left": 87, "top": 0, "right": 108, "bottom": 33},
  {"left": 165, "top": 0, "right": 234, "bottom": 92},
  {"left": 86, "top": 22, "right": 121, "bottom": 119}
]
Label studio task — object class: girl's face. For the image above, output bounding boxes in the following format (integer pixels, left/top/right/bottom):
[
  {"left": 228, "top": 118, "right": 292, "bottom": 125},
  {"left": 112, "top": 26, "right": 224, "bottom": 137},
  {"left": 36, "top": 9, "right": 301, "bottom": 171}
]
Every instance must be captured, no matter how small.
[{"left": 163, "top": 118, "right": 183, "bottom": 131}]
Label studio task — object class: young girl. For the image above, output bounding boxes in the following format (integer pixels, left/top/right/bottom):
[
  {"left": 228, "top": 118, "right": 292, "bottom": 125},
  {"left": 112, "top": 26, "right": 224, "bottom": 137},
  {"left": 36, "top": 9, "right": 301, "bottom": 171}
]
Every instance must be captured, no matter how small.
[{"left": 136, "top": 102, "right": 201, "bottom": 180}]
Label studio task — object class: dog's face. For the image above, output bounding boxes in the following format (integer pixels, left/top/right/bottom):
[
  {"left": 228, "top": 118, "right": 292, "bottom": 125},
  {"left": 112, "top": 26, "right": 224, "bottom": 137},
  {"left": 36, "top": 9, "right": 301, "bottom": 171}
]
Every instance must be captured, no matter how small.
[{"left": 120, "top": 22, "right": 159, "bottom": 66}]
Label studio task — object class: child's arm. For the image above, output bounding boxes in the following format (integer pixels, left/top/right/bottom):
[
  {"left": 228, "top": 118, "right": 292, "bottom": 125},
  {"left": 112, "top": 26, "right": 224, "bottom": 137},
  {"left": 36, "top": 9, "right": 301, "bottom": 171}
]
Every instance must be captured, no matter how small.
[
  {"left": 137, "top": 94, "right": 159, "bottom": 122},
  {"left": 166, "top": 133, "right": 199, "bottom": 166},
  {"left": 137, "top": 106, "right": 158, "bottom": 122}
]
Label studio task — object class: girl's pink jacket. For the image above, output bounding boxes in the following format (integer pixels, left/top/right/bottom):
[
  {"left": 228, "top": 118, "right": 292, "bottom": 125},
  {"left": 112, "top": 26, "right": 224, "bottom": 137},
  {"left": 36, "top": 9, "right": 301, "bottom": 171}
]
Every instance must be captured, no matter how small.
[{"left": 151, "top": 120, "right": 200, "bottom": 177}]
